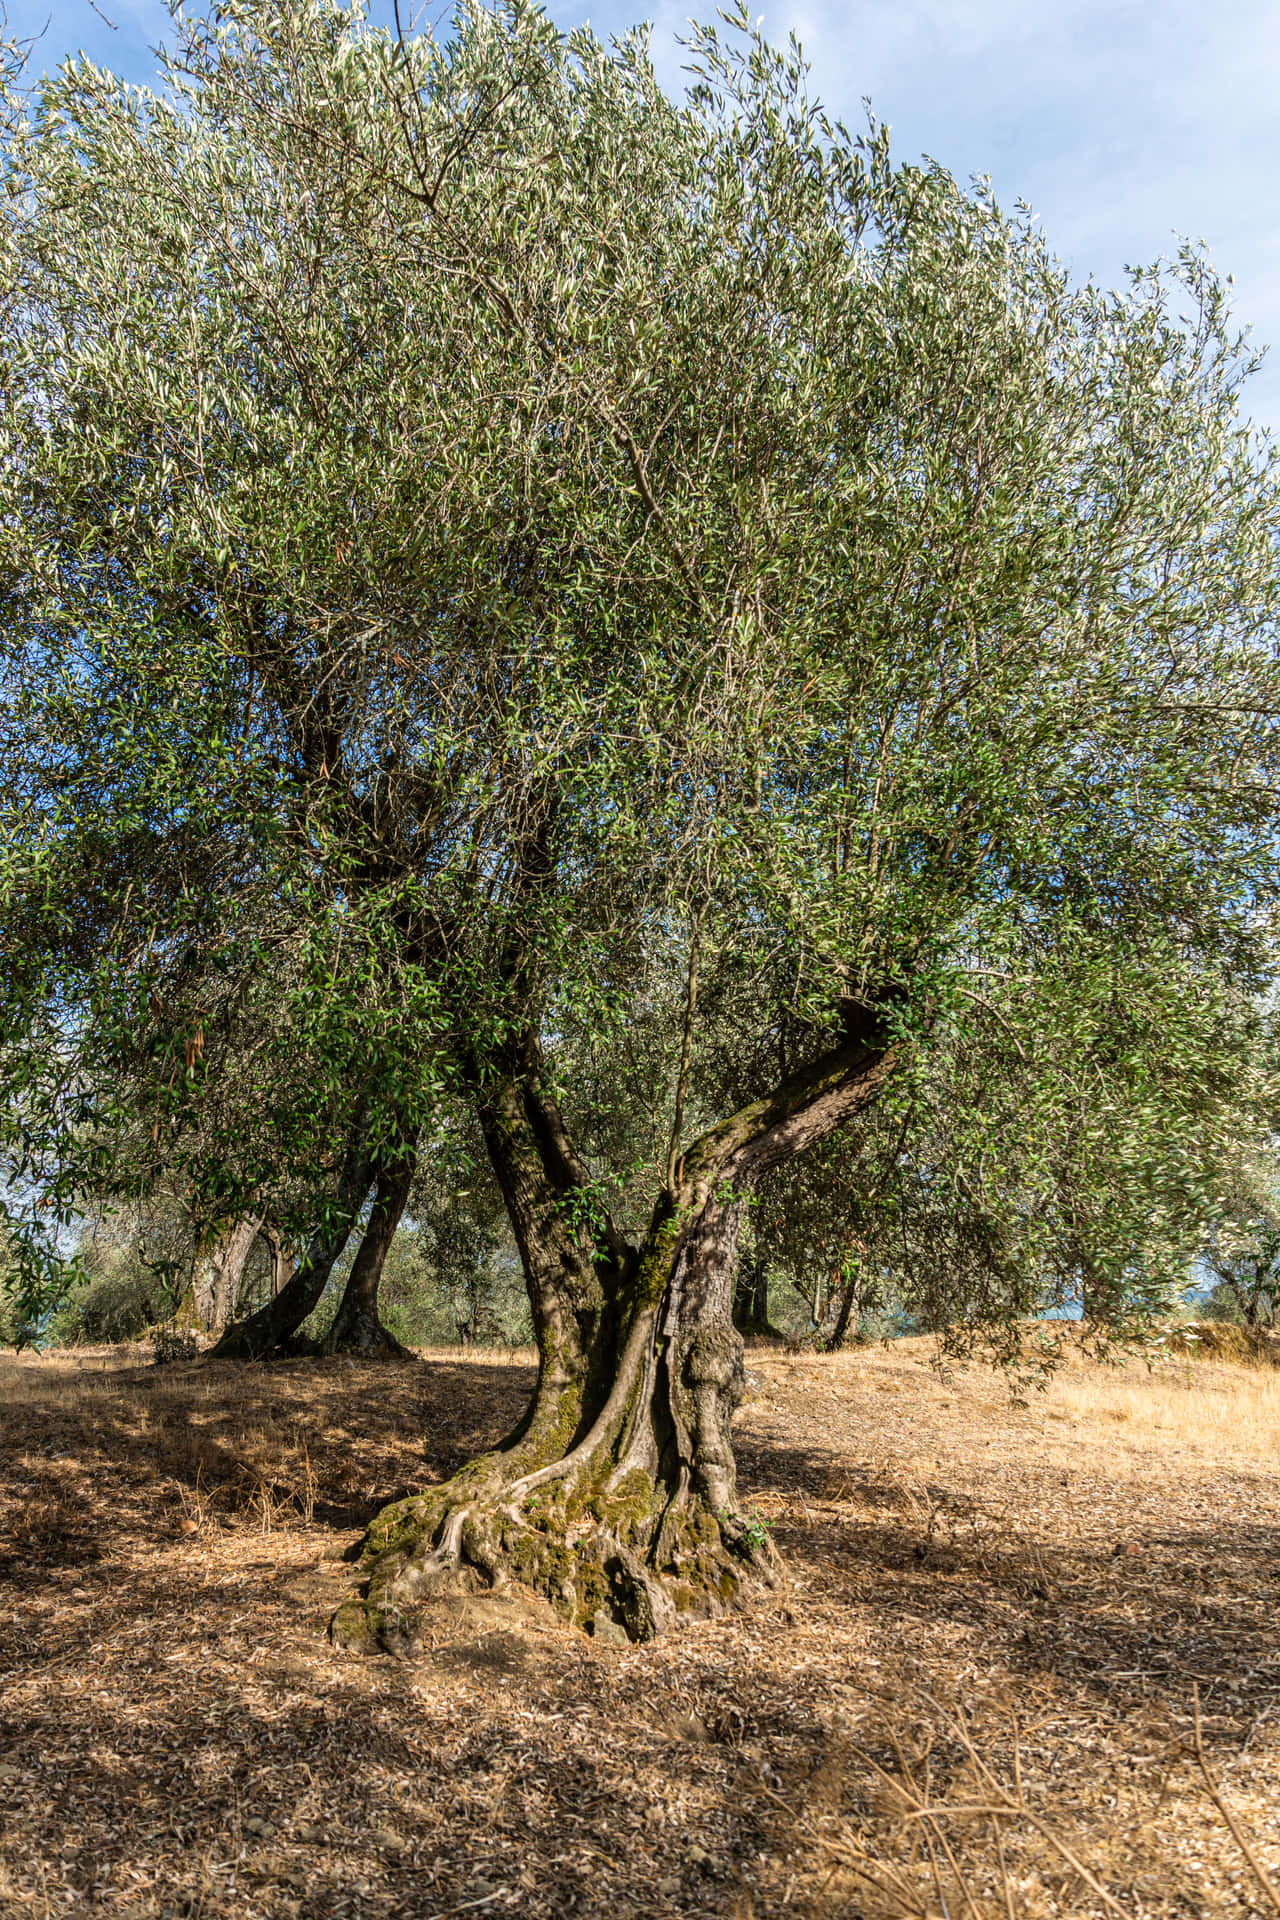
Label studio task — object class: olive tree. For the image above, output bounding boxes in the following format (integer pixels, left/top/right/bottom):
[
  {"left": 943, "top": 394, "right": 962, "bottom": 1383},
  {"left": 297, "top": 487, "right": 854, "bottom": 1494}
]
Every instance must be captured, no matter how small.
[{"left": 3, "top": 0, "right": 1279, "bottom": 1642}]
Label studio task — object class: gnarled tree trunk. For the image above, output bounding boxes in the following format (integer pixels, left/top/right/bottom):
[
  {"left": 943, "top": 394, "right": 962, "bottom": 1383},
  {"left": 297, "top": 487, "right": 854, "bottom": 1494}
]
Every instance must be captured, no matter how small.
[
  {"left": 333, "top": 1015, "right": 894, "bottom": 1651},
  {"left": 321, "top": 1150, "right": 417, "bottom": 1357},
  {"left": 211, "top": 1117, "right": 375, "bottom": 1360}
]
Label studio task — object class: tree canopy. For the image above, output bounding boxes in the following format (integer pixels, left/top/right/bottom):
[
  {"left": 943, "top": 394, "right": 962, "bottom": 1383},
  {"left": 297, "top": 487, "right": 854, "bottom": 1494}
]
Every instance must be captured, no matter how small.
[{"left": 2, "top": 0, "right": 1279, "bottom": 1639}]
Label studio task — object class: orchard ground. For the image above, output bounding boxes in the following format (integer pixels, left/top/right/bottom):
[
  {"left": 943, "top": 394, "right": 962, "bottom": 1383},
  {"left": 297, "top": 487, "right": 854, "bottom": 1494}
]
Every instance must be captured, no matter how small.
[{"left": 1, "top": 1331, "right": 1278, "bottom": 1919}]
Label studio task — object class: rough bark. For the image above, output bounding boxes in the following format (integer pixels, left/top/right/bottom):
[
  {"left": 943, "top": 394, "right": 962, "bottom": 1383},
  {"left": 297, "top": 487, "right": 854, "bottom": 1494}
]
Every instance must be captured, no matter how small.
[
  {"left": 469, "top": 1039, "right": 628, "bottom": 1455},
  {"left": 260, "top": 1225, "right": 297, "bottom": 1297},
  {"left": 320, "top": 1153, "right": 417, "bottom": 1357},
  {"left": 211, "top": 1119, "right": 375, "bottom": 1360},
  {"left": 191, "top": 1216, "right": 261, "bottom": 1334},
  {"left": 332, "top": 1015, "right": 895, "bottom": 1651}
]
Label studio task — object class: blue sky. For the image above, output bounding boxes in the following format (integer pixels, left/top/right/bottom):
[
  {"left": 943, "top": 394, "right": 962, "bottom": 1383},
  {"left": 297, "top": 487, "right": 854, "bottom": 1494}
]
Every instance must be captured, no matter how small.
[{"left": 12, "top": 0, "right": 1280, "bottom": 432}]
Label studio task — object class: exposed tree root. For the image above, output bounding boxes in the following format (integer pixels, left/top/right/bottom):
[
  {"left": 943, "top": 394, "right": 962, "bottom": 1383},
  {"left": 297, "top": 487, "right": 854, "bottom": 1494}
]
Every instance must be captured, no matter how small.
[
  {"left": 329, "top": 1017, "right": 892, "bottom": 1653},
  {"left": 319, "top": 1306, "right": 415, "bottom": 1360},
  {"left": 329, "top": 1450, "right": 779, "bottom": 1652}
]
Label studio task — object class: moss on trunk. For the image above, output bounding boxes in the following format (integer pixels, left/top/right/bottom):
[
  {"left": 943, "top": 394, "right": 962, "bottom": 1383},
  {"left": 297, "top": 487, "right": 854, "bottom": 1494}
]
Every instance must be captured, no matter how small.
[
  {"left": 331, "top": 1196, "right": 777, "bottom": 1649},
  {"left": 333, "top": 1021, "right": 892, "bottom": 1651}
]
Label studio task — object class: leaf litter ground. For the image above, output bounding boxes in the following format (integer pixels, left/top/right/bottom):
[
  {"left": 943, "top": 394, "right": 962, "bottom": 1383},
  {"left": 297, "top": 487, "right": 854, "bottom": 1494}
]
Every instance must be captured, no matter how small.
[{"left": 0, "top": 1333, "right": 1277, "bottom": 1919}]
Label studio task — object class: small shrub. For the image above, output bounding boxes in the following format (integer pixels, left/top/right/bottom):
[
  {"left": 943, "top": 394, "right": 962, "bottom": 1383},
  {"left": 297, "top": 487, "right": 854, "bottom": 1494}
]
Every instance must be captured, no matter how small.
[
  {"left": 150, "top": 1326, "right": 201, "bottom": 1365},
  {"left": 45, "top": 1269, "right": 159, "bottom": 1345}
]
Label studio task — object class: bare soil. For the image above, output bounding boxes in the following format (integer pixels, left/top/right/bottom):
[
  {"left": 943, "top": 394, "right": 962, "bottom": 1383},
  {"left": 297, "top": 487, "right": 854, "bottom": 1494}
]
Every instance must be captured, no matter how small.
[{"left": 0, "top": 1333, "right": 1277, "bottom": 1918}]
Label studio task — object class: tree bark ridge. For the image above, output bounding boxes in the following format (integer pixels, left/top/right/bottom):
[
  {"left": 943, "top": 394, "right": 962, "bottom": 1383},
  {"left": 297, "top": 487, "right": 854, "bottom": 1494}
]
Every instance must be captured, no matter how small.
[{"left": 332, "top": 1016, "right": 894, "bottom": 1650}]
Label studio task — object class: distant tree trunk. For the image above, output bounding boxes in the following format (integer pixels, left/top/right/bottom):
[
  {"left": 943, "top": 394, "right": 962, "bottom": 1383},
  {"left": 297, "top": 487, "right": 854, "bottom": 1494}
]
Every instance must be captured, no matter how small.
[
  {"left": 334, "top": 1014, "right": 895, "bottom": 1653},
  {"left": 732, "top": 1249, "right": 778, "bottom": 1338},
  {"left": 826, "top": 1241, "right": 876, "bottom": 1349},
  {"left": 321, "top": 1151, "right": 417, "bottom": 1357},
  {"left": 192, "top": 1216, "right": 261, "bottom": 1334},
  {"left": 827, "top": 1273, "right": 858, "bottom": 1349},
  {"left": 1077, "top": 1247, "right": 1108, "bottom": 1324},
  {"left": 260, "top": 1225, "right": 296, "bottom": 1297},
  {"left": 211, "top": 1116, "right": 375, "bottom": 1360},
  {"left": 1061, "top": 1182, "right": 1109, "bottom": 1326}
]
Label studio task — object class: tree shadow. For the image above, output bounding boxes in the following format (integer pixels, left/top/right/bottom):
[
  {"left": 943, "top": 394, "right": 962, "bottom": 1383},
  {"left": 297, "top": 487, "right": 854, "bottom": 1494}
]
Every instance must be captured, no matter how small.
[
  {"left": 3, "top": 1354, "right": 1278, "bottom": 1916},
  {"left": 0, "top": 1553, "right": 773, "bottom": 1918},
  {"left": 736, "top": 1428, "right": 1280, "bottom": 1729},
  {"left": 1, "top": 1352, "right": 539, "bottom": 1559}
]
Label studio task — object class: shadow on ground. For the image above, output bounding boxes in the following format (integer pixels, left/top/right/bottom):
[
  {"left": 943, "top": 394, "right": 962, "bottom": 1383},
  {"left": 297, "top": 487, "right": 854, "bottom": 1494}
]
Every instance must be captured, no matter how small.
[{"left": 1, "top": 1346, "right": 1278, "bottom": 1916}]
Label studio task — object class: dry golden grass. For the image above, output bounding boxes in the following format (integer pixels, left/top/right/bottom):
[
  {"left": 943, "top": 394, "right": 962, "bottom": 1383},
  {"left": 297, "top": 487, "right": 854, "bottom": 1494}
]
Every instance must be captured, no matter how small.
[
  {"left": 1038, "top": 1356, "right": 1280, "bottom": 1473},
  {"left": 0, "top": 1329, "right": 1277, "bottom": 1918}
]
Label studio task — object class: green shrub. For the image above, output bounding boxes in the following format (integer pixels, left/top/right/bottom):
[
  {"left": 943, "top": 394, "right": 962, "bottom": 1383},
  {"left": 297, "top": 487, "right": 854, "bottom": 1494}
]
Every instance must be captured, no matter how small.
[
  {"left": 44, "top": 1269, "right": 160, "bottom": 1346},
  {"left": 150, "top": 1326, "right": 201, "bottom": 1364}
]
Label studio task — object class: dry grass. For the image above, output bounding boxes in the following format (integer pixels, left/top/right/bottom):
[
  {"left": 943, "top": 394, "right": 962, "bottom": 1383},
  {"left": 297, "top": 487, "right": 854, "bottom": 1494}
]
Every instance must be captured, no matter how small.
[
  {"left": 1038, "top": 1354, "right": 1280, "bottom": 1473},
  {"left": 0, "top": 1330, "right": 1277, "bottom": 1918}
]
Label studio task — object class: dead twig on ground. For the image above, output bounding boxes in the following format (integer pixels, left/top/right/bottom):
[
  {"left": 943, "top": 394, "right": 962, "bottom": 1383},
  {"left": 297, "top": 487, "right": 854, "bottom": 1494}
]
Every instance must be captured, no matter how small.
[{"left": 1190, "top": 1684, "right": 1280, "bottom": 1913}]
